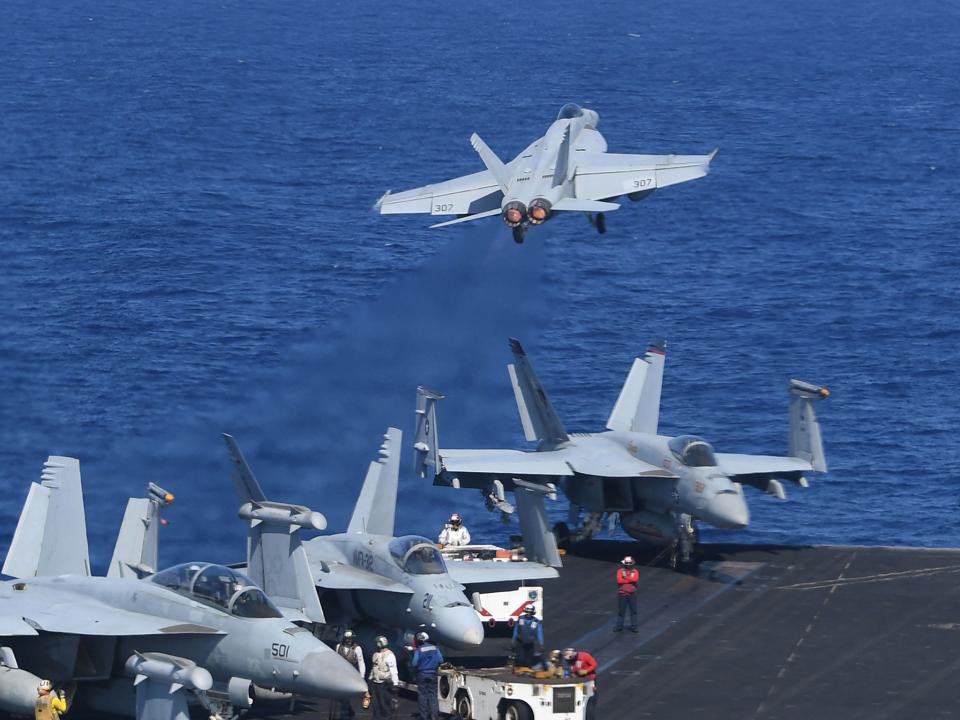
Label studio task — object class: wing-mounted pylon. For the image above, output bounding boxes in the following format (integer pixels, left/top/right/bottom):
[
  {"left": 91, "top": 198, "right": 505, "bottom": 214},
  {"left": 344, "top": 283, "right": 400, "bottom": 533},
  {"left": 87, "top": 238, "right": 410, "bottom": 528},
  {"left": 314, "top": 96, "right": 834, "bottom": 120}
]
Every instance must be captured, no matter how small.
[
  {"left": 2, "top": 456, "right": 90, "bottom": 579},
  {"left": 126, "top": 652, "right": 213, "bottom": 720},
  {"left": 108, "top": 483, "right": 175, "bottom": 579},
  {"left": 224, "top": 434, "right": 327, "bottom": 623}
]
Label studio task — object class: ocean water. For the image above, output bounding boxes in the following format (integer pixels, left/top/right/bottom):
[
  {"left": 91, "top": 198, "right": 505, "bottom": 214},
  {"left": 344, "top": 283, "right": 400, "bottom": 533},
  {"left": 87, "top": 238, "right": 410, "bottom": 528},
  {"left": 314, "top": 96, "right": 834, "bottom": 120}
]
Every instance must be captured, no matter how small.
[{"left": 1, "top": 0, "right": 958, "bottom": 571}]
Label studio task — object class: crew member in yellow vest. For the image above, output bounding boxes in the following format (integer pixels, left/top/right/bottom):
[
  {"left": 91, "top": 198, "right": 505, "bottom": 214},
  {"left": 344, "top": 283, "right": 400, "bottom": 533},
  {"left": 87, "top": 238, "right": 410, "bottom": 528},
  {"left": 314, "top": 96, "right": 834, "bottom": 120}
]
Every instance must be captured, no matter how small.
[{"left": 35, "top": 680, "right": 67, "bottom": 720}]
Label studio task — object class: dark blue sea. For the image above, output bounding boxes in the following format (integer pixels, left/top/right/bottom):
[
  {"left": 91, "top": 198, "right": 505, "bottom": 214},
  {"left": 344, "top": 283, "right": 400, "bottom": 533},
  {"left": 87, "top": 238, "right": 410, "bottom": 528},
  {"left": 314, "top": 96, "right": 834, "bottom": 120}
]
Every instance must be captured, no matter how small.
[{"left": 1, "top": 0, "right": 958, "bottom": 572}]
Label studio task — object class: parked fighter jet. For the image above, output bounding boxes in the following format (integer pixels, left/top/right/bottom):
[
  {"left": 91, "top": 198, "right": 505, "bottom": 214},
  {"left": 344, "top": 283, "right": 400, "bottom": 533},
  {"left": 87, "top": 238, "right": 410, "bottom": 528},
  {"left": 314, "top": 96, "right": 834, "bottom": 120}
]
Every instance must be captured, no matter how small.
[
  {"left": 414, "top": 339, "right": 829, "bottom": 566},
  {"left": 224, "top": 428, "right": 557, "bottom": 650},
  {"left": 376, "top": 103, "right": 716, "bottom": 243},
  {"left": 0, "top": 457, "right": 366, "bottom": 719}
]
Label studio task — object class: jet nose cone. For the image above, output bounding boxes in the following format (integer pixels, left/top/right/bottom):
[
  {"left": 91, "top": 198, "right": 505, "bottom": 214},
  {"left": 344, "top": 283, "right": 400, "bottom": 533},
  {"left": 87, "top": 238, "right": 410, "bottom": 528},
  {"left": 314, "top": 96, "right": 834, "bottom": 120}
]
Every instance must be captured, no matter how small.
[
  {"left": 300, "top": 651, "right": 368, "bottom": 699},
  {"left": 433, "top": 605, "right": 485, "bottom": 649},
  {"left": 707, "top": 492, "right": 750, "bottom": 529}
]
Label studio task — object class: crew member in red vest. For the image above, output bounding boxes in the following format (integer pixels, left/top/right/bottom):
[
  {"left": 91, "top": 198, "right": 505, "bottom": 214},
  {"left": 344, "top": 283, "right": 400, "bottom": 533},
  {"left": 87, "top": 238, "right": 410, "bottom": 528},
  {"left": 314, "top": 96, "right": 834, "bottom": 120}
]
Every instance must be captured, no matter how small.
[
  {"left": 614, "top": 555, "right": 640, "bottom": 633},
  {"left": 562, "top": 647, "right": 598, "bottom": 681}
]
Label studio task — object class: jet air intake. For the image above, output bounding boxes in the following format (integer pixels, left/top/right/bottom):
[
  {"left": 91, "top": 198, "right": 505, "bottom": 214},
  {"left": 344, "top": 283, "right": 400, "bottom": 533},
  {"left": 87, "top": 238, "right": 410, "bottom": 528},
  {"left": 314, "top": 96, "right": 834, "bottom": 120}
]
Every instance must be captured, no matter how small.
[
  {"left": 502, "top": 201, "right": 527, "bottom": 227},
  {"left": 528, "top": 198, "right": 551, "bottom": 225}
]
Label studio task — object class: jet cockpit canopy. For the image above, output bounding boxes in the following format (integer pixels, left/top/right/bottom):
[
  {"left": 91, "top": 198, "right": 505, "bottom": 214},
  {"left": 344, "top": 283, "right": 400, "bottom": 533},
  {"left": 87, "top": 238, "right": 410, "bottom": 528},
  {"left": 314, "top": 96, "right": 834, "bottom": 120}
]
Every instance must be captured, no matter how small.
[
  {"left": 150, "top": 562, "right": 283, "bottom": 618},
  {"left": 557, "top": 103, "right": 584, "bottom": 120},
  {"left": 668, "top": 435, "right": 718, "bottom": 468},
  {"left": 388, "top": 536, "right": 447, "bottom": 575}
]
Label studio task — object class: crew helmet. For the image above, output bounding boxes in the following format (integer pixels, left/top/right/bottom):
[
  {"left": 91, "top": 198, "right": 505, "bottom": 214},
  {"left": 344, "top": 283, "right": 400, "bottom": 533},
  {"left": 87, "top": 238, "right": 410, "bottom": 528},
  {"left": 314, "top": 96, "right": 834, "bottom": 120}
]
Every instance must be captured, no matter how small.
[
  {"left": 375, "top": 635, "right": 389, "bottom": 649},
  {"left": 562, "top": 648, "right": 577, "bottom": 661},
  {"left": 342, "top": 629, "right": 356, "bottom": 643},
  {"left": 38, "top": 680, "right": 53, "bottom": 692},
  {"left": 416, "top": 631, "right": 430, "bottom": 643},
  {"left": 449, "top": 513, "right": 462, "bottom": 525},
  {"left": 621, "top": 555, "right": 636, "bottom": 566},
  {"left": 523, "top": 604, "right": 537, "bottom": 616}
]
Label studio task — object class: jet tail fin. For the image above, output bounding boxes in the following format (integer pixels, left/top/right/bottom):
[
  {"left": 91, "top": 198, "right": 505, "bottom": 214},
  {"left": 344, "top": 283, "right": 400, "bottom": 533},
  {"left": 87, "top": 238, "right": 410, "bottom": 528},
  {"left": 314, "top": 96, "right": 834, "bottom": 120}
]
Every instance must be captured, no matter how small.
[
  {"left": 347, "top": 428, "right": 402, "bottom": 536},
  {"left": 470, "top": 133, "right": 511, "bottom": 192},
  {"left": 507, "top": 338, "right": 568, "bottom": 446},
  {"left": 2, "top": 456, "right": 90, "bottom": 579},
  {"left": 606, "top": 339, "right": 666, "bottom": 434},
  {"left": 225, "top": 434, "right": 327, "bottom": 623},
  {"left": 552, "top": 126, "right": 573, "bottom": 187},
  {"left": 414, "top": 388, "right": 443, "bottom": 480},
  {"left": 788, "top": 379, "right": 830, "bottom": 472},
  {"left": 223, "top": 433, "right": 268, "bottom": 503},
  {"left": 107, "top": 483, "right": 174, "bottom": 579}
]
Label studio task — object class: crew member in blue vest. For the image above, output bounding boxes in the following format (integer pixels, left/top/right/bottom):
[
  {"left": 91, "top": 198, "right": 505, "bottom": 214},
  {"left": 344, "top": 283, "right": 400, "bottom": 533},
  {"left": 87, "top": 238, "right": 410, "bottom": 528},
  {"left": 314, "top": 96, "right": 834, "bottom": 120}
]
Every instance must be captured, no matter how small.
[
  {"left": 410, "top": 631, "right": 443, "bottom": 720},
  {"left": 511, "top": 604, "right": 544, "bottom": 669}
]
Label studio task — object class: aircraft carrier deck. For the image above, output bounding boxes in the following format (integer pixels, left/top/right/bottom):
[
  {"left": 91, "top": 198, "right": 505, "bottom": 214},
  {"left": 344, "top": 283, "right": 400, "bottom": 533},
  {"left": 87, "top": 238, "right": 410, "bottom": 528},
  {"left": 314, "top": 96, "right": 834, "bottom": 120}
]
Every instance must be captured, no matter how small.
[{"left": 253, "top": 542, "right": 959, "bottom": 720}]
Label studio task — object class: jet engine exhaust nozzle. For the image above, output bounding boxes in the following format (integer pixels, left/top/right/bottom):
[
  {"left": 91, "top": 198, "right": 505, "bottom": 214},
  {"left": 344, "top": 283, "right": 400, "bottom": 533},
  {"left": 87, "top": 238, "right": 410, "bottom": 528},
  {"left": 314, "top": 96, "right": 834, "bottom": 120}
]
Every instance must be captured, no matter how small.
[
  {"left": 528, "top": 198, "right": 551, "bottom": 225},
  {"left": 502, "top": 201, "right": 527, "bottom": 228}
]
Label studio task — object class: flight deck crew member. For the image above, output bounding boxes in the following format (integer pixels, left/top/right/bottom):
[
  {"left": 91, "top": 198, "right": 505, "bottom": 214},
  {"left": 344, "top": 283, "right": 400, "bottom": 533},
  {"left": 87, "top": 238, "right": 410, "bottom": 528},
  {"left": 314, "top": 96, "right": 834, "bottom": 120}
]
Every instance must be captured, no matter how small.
[
  {"left": 511, "top": 604, "right": 544, "bottom": 669},
  {"left": 335, "top": 630, "right": 367, "bottom": 720},
  {"left": 614, "top": 555, "right": 640, "bottom": 633},
  {"left": 410, "top": 631, "right": 443, "bottom": 720},
  {"left": 438, "top": 513, "right": 471, "bottom": 546},
  {"left": 562, "top": 647, "right": 598, "bottom": 681},
  {"left": 368, "top": 635, "right": 400, "bottom": 720},
  {"left": 35, "top": 680, "right": 67, "bottom": 720}
]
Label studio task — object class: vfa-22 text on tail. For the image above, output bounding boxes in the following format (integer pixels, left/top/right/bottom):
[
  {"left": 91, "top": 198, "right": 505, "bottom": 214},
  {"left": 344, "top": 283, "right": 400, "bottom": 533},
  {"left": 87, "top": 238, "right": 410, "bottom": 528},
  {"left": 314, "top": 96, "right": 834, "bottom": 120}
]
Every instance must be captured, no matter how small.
[{"left": 415, "top": 339, "right": 829, "bottom": 563}]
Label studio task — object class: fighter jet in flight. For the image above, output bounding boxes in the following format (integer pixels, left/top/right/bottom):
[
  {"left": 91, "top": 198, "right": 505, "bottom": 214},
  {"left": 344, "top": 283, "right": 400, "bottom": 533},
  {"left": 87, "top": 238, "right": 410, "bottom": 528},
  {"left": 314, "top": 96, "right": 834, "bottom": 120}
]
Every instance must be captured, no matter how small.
[
  {"left": 376, "top": 103, "right": 716, "bottom": 243},
  {"left": 414, "top": 339, "right": 829, "bottom": 567},
  {"left": 224, "top": 427, "right": 557, "bottom": 651},
  {"left": 0, "top": 457, "right": 366, "bottom": 720}
]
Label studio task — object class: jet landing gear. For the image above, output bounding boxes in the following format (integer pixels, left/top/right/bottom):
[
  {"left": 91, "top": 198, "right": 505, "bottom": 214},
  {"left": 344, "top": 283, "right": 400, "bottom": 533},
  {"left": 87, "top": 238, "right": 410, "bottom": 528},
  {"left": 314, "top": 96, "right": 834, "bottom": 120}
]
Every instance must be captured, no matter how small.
[
  {"left": 668, "top": 514, "right": 700, "bottom": 572},
  {"left": 585, "top": 212, "right": 607, "bottom": 234},
  {"left": 512, "top": 224, "right": 528, "bottom": 244},
  {"left": 554, "top": 510, "right": 605, "bottom": 547}
]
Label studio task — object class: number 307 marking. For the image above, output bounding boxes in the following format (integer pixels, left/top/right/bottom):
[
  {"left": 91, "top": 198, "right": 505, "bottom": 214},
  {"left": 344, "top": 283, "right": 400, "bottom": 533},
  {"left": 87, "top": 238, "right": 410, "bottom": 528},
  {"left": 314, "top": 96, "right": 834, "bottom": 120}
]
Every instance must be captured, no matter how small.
[
  {"left": 632, "top": 178, "right": 653, "bottom": 189},
  {"left": 434, "top": 203, "right": 454, "bottom": 212}
]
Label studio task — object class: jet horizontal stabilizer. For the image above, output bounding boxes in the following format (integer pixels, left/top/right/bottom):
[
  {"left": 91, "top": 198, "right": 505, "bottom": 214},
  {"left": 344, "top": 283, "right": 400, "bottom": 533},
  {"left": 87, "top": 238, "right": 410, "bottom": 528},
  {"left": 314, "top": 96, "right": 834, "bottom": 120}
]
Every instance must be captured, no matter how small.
[{"left": 551, "top": 198, "right": 620, "bottom": 212}]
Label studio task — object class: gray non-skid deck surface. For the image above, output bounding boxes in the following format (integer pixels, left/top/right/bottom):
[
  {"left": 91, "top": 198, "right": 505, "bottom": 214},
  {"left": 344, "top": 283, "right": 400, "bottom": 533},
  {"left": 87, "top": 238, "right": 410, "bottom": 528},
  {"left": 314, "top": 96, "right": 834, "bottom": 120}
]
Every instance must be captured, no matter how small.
[{"left": 51, "top": 544, "right": 960, "bottom": 719}]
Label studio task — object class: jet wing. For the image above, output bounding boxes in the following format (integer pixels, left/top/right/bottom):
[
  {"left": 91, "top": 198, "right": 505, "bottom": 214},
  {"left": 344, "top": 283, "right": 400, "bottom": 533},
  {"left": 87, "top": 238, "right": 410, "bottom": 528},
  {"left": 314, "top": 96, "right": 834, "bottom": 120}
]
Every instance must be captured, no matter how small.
[
  {"left": 0, "top": 615, "right": 39, "bottom": 636},
  {"left": 716, "top": 453, "right": 813, "bottom": 480},
  {"left": 446, "top": 561, "right": 558, "bottom": 587},
  {"left": 311, "top": 561, "right": 413, "bottom": 595},
  {"left": 376, "top": 170, "right": 502, "bottom": 217},
  {"left": 573, "top": 150, "right": 716, "bottom": 202},
  {"left": 17, "top": 601, "right": 222, "bottom": 636},
  {"left": 439, "top": 449, "right": 575, "bottom": 478}
]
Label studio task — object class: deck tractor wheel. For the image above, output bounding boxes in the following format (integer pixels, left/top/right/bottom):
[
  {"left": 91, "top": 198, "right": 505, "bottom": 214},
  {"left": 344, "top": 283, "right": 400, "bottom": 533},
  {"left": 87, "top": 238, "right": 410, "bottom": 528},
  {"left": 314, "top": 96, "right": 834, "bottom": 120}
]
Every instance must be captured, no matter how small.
[
  {"left": 439, "top": 675, "right": 452, "bottom": 701},
  {"left": 454, "top": 690, "right": 473, "bottom": 720},
  {"left": 501, "top": 700, "right": 534, "bottom": 720},
  {"left": 553, "top": 521, "right": 571, "bottom": 548},
  {"left": 585, "top": 695, "right": 597, "bottom": 720}
]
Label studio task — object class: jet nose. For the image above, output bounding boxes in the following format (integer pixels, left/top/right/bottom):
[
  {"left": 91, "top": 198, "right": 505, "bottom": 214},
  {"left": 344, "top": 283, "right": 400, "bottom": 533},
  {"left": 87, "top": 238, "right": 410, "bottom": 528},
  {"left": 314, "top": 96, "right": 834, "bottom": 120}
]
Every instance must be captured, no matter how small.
[
  {"left": 432, "top": 605, "right": 485, "bottom": 649},
  {"left": 706, "top": 491, "right": 750, "bottom": 529},
  {"left": 299, "top": 651, "right": 368, "bottom": 699}
]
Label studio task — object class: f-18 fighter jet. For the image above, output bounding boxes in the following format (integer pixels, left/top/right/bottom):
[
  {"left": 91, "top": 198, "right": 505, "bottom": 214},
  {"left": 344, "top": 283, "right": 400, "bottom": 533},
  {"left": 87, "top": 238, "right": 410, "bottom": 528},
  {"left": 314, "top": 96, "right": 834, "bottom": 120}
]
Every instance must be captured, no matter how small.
[
  {"left": 376, "top": 104, "right": 716, "bottom": 243},
  {"left": 224, "top": 428, "right": 557, "bottom": 651},
  {"left": 415, "top": 340, "right": 829, "bottom": 567},
  {"left": 0, "top": 458, "right": 366, "bottom": 720}
]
